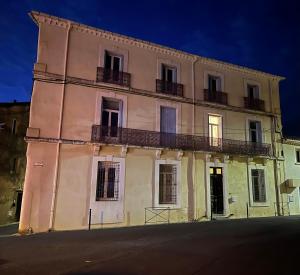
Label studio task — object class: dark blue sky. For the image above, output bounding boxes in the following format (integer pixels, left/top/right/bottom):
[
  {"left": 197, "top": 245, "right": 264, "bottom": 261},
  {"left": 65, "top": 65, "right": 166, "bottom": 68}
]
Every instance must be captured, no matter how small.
[{"left": 0, "top": 0, "right": 299, "bottom": 136}]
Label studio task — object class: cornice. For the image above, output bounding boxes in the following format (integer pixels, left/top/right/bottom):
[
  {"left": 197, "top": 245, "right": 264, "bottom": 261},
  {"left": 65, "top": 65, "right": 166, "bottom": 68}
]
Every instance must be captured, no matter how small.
[
  {"left": 29, "top": 11, "right": 285, "bottom": 81},
  {"left": 282, "top": 138, "right": 300, "bottom": 146}
]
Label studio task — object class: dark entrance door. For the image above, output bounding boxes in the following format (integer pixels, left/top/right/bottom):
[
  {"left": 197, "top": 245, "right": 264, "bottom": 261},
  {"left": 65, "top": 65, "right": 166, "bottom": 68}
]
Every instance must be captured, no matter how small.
[{"left": 210, "top": 167, "right": 224, "bottom": 215}]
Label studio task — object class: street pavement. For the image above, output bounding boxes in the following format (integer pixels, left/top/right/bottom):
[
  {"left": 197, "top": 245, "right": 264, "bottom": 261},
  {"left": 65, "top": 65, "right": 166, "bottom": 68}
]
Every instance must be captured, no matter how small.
[{"left": 0, "top": 216, "right": 300, "bottom": 275}]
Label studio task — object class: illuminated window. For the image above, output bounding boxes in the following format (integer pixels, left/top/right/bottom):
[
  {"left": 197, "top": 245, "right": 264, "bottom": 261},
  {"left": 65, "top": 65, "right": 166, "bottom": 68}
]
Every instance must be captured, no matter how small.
[
  {"left": 161, "top": 64, "right": 177, "bottom": 83},
  {"left": 251, "top": 169, "right": 266, "bottom": 203},
  {"left": 208, "top": 75, "right": 221, "bottom": 92},
  {"left": 208, "top": 115, "right": 222, "bottom": 146},
  {"left": 159, "top": 164, "right": 177, "bottom": 204},
  {"left": 296, "top": 149, "right": 300, "bottom": 163},
  {"left": 96, "top": 161, "right": 120, "bottom": 201}
]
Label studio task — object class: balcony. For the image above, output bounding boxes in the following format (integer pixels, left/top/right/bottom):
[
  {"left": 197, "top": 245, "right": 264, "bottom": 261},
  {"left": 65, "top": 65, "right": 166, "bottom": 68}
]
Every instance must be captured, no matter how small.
[
  {"left": 156, "top": 79, "right": 183, "bottom": 97},
  {"left": 96, "top": 67, "right": 131, "bottom": 87},
  {"left": 91, "top": 125, "right": 271, "bottom": 156},
  {"left": 204, "top": 89, "right": 228, "bottom": 105},
  {"left": 244, "top": 97, "right": 265, "bottom": 111}
]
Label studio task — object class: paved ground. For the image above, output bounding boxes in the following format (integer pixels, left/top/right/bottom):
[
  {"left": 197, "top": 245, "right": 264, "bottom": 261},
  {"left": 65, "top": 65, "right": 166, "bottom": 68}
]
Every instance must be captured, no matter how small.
[{"left": 0, "top": 216, "right": 300, "bottom": 275}]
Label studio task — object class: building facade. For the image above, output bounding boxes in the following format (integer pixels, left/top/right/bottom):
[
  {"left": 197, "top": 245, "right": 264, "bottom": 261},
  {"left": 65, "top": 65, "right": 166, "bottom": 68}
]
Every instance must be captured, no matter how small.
[
  {"left": 20, "top": 11, "right": 285, "bottom": 233},
  {"left": 280, "top": 137, "right": 300, "bottom": 215},
  {"left": 0, "top": 101, "right": 29, "bottom": 225}
]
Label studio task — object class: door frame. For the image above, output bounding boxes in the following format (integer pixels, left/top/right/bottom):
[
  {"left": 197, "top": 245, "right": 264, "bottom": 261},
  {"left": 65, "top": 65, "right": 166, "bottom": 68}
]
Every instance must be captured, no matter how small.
[{"left": 205, "top": 157, "right": 229, "bottom": 217}]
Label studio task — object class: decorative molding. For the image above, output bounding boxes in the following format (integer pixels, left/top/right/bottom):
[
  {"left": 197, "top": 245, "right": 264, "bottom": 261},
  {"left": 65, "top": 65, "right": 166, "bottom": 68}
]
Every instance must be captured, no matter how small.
[
  {"left": 177, "top": 151, "right": 184, "bottom": 161},
  {"left": 30, "top": 11, "right": 284, "bottom": 80},
  {"left": 93, "top": 145, "right": 101, "bottom": 156},
  {"left": 121, "top": 146, "right": 128, "bottom": 157},
  {"left": 155, "top": 149, "right": 162, "bottom": 159},
  {"left": 223, "top": 155, "right": 230, "bottom": 163},
  {"left": 205, "top": 154, "right": 211, "bottom": 162}
]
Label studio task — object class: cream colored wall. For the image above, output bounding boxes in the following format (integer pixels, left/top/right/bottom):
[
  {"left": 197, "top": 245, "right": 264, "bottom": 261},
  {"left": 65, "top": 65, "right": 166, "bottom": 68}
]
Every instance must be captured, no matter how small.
[{"left": 283, "top": 143, "right": 300, "bottom": 180}]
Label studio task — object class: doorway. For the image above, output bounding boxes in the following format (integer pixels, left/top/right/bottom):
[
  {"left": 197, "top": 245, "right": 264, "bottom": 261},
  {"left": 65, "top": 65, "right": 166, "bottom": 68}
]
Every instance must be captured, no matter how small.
[{"left": 210, "top": 167, "right": 224, "bottom": 215}]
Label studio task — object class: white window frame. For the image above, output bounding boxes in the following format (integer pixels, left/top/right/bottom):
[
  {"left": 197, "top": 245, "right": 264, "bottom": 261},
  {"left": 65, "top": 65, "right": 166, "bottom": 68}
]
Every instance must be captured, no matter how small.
[
  {"left": 204, "top": 70, "right": 224, "bottom": 91},
  {"left": 208, "top": 114, "right": 223, "bottom": 146},
  {"left": 98, "top": 45, "right": 129, "bottom": 73},
  {"left": 104, "top": 51, "right": 123, "bottom": 71},
  {"left": 245, "top": 117, "right": 264, "bottom": 143},
  {"left": 248, "top": 164, "right": 269, "bottom": 207},
  {"left": 154, "top": 159, "right": 181, "bottom": 209},
  {"left": 244, "top": 79, "right": 262, "bottom": 98},
  {"left": 95, "top": 91, "right": 127, "bottom": 128},
  {"left": 161, "top": 64, "right": 177, "bottom": 83},
  {"left": 248, "top": 120, "right": 262, "bottom": 143},
  {"left": 90, "top": 155, "right": 125, "bottom": 224},
  {"left": 156, "top": 100, "right": 181, "bottom": 134},
  {"left": 157, "top": 58, "right": 181, "bottom": 83}
]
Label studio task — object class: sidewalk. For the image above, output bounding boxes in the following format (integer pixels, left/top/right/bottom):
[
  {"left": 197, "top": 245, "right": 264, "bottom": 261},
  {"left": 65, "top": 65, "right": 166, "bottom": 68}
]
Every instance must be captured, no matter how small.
[{"left": 0, "top": 222, "right": 18, "bottom": 237}]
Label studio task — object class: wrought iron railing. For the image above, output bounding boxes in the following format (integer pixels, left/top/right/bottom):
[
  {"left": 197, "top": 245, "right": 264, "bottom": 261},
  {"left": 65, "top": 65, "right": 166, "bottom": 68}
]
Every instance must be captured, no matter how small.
[
  {"left": 145, "top": 207, "right": 170, "bottom": 224},
  {"left": 204, "top": 89, "right": 228, "bottom": 105},
  {"left": 91, "top": 125, "right": 271, "bottom": 156},
  {"left": 244, "top": 97, "right": 265, "bottom": 111},
  {"left": 96, "top": 67, "right": 131, "bottom": 87},
  {"left": 156, "top": 79, "right": 184, "bottom": 97}
]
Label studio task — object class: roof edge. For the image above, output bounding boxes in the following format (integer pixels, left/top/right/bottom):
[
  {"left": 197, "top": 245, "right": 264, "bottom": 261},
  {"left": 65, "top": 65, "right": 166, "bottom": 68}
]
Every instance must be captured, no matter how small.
[{"left": 29, "top": 11, "right": 285, "bottom": 81}]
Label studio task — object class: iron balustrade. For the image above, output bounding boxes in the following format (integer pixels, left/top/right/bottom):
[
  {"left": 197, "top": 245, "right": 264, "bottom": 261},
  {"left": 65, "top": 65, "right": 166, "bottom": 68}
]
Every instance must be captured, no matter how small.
[
  {"left": 91, "top": 125, "right": 271, "bottom": 156},
  {"left": 244, "top": 97, "right": 265, "bottom": 111},
  {"left": 156, "top": 79, "right": 184, "bottom": 97},
  {"left": 204, "top": 89, "right": 228, "bottom": 105},
  {"left": 96, "top": 67, "right": 131, "bottom": 87}
]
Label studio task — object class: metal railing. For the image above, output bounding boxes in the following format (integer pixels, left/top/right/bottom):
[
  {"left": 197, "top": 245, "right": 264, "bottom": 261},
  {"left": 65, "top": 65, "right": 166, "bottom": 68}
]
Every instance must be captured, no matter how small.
[
  {"left": 91, "top": 125, "right": 271, "bottom": 156},
  {"left": 204, "top": 89, "right": 228, "bottom": 105},
  {"left": 96, "top": 67, "right": 131, "bottom": 87},
  {"left": 244, "top": 97, "right": 265, "bottom": 111},
  {"left": 145, "top": 207, "right": 170, "bottom": 224},
  {"left": 156, "top": 79, "right": 184, "bottom": 97}
]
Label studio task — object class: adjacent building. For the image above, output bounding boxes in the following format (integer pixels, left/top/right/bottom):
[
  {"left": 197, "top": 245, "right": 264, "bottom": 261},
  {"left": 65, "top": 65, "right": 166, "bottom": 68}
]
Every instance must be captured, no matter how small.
[
  {"left": 20, "top": 11, "right": 285, "bottom": 233},
  {"left": 0, "top": 101, "right": 29, "bottom": 225}
]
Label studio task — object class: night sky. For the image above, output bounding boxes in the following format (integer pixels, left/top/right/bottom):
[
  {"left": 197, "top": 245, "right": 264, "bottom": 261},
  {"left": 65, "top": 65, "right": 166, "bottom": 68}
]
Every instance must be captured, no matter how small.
[{"left": 0, "top": 0, "right": 299, "bottom": 136}]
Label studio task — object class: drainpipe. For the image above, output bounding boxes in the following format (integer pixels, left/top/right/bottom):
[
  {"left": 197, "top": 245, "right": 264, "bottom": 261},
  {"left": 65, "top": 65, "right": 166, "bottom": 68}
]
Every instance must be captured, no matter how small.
[
  {"left": 49, "top": 22, "right": 72, "bottom": 230},
  {"left": 192, "top": 56, "right": 198, "bottom": 220},
  {"left": 269, "top": 78, "right": 281, "bottom": 216}
]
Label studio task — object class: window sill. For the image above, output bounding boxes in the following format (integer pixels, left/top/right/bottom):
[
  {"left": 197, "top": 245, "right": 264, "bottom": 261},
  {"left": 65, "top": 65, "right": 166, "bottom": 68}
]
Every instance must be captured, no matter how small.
[
  {"left": 295, "top": 162, "right": 300, "bottom": 165},
  {"left": 250, "top": 202, "right": 270, "bottom": 207},
  {"left": 154, "top": 204, "right": 181, "bottom": 209}
]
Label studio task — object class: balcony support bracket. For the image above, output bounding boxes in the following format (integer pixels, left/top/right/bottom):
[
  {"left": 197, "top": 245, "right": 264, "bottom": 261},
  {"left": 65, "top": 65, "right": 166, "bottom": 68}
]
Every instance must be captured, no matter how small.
[
  {"left": 93, "top": 144, "right": 101, "bottom": 156},
  {"left": 177, "top": 151, "right": 184, "bottom": 161},
  {"left": 121, "top": 145, "right": 128, "bottom": 158},
  {"left": 156, "top": 149, "right": 162, "bottom": 159}
]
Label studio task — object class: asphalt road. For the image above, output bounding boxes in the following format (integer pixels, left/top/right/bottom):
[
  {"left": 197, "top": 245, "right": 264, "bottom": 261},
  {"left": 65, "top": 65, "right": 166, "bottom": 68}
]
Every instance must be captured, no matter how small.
[{"left": 0, "top": 216, "right": 300, "bottom": 275}]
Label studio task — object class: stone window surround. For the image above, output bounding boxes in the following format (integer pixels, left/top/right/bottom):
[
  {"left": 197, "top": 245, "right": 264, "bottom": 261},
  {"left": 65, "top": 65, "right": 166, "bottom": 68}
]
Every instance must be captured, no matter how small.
[{"left": 154, "top": 159, "right": 181, "bottom": 209}]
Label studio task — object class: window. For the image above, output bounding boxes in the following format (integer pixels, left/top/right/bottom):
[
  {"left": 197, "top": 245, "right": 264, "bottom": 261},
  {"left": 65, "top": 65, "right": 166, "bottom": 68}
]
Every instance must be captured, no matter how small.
[
  {"left": 159, "top": 164, "right": 177, "bottom": 204},
  {"left": 208, "top": 75, "right": 221, "bottom": 92},
  {"left": 209, "top": 115, "right": 222, "bottom": 146},
  {"left": 96, "top": 161, "right": 120, "bottom": 201},
  {"left": 101, "top": 98, "right": 121, "bottom": 137},
  {"left": 296, "top": 149, "right": 300, "bottom": 163},
  {"left": 247, "top": 84, "right": 259, "bottom": 99},
  {"left": 11, "top": 119, "right": 16, "bottom": 134},
  {"left": 251, "top": 169, "right": 266, "bottom": 203},
  {"left": 162, "top": 64, "right": 177, "bottom": 83},
  {"left": 249, "top": 121, "right": 262, "bottom": 143},
  {"left": 104, "top": 51, "right": 122, "bottom": 72}
]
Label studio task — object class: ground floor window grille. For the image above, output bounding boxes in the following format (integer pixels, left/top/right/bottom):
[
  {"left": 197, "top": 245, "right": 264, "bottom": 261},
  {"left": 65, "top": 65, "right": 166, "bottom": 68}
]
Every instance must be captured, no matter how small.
[
  {"left": 96, "top": 161, "right": 119, "bottom": 201},
  {"left": 251, "top": 169, "right": 266, "bottom": 202},
  {"left": 159, "top": 164, "right": 177, "bottom": 204}
]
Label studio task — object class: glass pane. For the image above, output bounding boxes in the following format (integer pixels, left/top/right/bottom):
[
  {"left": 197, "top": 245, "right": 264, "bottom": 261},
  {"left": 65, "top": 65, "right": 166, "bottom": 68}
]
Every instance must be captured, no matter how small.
[
  {"left": 96, "top": 164, "right": 105, "bottom": 199},
  {"left": 113, "top": 56, "right": 120, "bottom": 71},
  {"left": 210, "top": 168, "right": 214, "bottom": 174},
  {"left": 107, "top": 168, "right": 115, "bottom": 198},
  {"left": 209, "top": 115, "right": 219, "bottom": 125},
  {"left": 104, "top": 53, "right": 112, "bottom": 69},
  {"left": 167, "top": 69, "right": 173, "bottom": 82},
  {"left": 216, "top": 168, "right": 222, "bottom": 175},
  {"left": 102, "top": 111, "right": 109, "bottom": 126},
  {"left": 110, "top": 112, "right": 119, "bottom": 137}
]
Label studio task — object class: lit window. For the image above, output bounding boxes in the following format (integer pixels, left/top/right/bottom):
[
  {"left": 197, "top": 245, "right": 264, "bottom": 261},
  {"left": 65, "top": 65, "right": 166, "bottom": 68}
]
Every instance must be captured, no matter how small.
[
  {"left": 96, "top": 161, "right": 120, "bottom": 201},
  {"left": 251, "top": 169, "right": 266, "bottom": 203},
  {"left": 159, "top": 164, "right": 177, "bottom": 204},
  {"left": 208, "top": 115, "right": 222, "bottom": 146}
]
